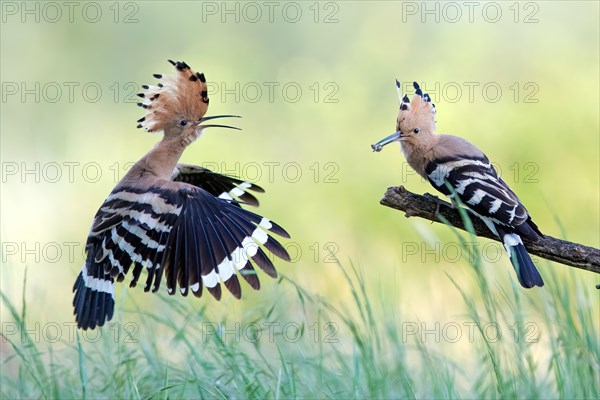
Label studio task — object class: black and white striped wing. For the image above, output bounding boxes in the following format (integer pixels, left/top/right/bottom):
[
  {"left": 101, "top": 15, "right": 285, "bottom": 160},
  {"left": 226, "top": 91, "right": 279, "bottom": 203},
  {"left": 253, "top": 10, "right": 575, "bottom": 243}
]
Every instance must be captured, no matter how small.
[
  {"left": 173, "top": 164, "right": 263, "bottom": 207},
  {"left": 73, "top": 182, "right": 290, "bottom": 329},
  {"left": 425, "top": 156, "right": 529, "bottom": 228}
]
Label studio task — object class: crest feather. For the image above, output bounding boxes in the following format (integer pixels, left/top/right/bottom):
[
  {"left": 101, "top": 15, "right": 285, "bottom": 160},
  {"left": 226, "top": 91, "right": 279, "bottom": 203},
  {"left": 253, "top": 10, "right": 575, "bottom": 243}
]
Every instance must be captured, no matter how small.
[
  {"left": 395, "top": 80, "right": 436, "bottom": 114},
  {"left": 136, "top": 60, "right": 209, "bottom": 132}
]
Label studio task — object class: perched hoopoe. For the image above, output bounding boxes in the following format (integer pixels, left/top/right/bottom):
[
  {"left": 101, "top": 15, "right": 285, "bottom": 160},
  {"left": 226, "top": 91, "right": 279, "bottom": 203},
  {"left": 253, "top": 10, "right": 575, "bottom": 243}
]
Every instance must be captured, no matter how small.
[
  {"left": 73, "top": 60, "right": 291, "bottom": 329},
  {"left": 372, "top": 81, "right": 543, "bottom": 288}
]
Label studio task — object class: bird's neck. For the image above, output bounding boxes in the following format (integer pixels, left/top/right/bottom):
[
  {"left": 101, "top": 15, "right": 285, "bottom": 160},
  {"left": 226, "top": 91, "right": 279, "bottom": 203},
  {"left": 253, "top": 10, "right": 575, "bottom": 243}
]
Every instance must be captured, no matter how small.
[
  {"left": 123, "top": 134, "right": 190, "bottom": 183},
  {"left": 400, "top": 133, "right": 438, "bottom": 178}
]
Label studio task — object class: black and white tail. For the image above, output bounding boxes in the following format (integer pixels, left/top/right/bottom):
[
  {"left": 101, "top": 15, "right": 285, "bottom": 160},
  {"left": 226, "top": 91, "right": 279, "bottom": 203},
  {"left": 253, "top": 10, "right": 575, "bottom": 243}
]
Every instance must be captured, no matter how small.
[
  {"left": 501, "top": 232, "right": 543, "bottom": 288},
  {"left": 73, "top": 249, "right": 115, "bottom": 330}
]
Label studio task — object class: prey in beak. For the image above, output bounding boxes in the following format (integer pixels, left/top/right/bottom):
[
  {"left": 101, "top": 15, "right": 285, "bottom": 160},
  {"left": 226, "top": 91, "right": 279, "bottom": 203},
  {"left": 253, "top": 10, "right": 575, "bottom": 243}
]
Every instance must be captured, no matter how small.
[
  {"left": 371, "top": 80, "right": 434, "bottom": 153},
  {"left": 371, "top": 79, "right": 410, "bottom": 152},
  {"left": 371, "top": 131, "right": 403, "bottom": 152}
]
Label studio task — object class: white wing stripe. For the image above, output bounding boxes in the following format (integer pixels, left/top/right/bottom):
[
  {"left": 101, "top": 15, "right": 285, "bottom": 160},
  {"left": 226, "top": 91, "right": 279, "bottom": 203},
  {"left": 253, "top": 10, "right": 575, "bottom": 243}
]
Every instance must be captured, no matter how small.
[
  {"left": 81, "top": 263, "right": 115, "bottom": 299},
  {"left": 242, "top": 236, "right": 259, "bottom": 257},
  {"left": 259, "top": 218, "right": 273, "bottom": 230},
  {"left": 122, "top": 220, "right": 165, "bottom": 250},
  {"left": 466, "top": 189, "right": 486, "bottom": 206},
  {"left": 218, "top": 192, "right": 234, "bottom": 200},
  {"left": 252, "top": 228, "right": 268, "bottom": 245},
  {"left": 230, "top": 246, "right": 250, "bottom": 270},
  {"left": 489, "top": 198, "right": 503, "bottom": 214},
  {"left": 454, "top": 178, "right": 510, "bottom": 197},
  {"left": 216, "top": 257, "right": 235, "bottom": 282},
  {"left": 111, "top": 227, "right": 143, "bottom": 263},
  {"left": 428, "top": 159, "right": 491, "bottom": 187},
  {"left": 106, "top": 191, "right": 182, "bottom": 215},
  {"left": 230, "top": 187, "right": 245, "bottom": 197},
  {"left": 201, "top": 270, "right": 219, "bottom": 288},
  {"left": 105, "top": 249, "right": 124, "bottom": 274}
]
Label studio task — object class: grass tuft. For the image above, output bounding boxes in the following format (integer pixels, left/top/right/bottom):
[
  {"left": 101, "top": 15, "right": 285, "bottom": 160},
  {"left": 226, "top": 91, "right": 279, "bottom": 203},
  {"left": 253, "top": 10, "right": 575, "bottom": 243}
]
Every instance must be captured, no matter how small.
[{"left": 1, "top": 241, "right": 598, "bottom": 398}]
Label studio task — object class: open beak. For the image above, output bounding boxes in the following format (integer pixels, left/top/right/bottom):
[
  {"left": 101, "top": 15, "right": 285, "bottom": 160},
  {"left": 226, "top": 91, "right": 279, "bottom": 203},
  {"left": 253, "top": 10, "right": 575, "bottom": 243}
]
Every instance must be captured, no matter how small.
[
  {"left": 371, "top": 131, "right": 403, "bottom": 152},
  {"left": 197, "top": 115, "right": 242, "bottom": 131}
]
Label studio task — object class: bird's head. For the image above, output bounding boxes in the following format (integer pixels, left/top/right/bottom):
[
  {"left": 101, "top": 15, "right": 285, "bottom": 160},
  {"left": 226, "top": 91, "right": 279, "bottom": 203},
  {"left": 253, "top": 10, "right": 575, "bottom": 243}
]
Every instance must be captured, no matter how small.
[
  {"left": 136, "top": 60, "right": 239, "bottom": 141},
  {"left": 371, "top": 81, "right": 436, "bottom": 152}
]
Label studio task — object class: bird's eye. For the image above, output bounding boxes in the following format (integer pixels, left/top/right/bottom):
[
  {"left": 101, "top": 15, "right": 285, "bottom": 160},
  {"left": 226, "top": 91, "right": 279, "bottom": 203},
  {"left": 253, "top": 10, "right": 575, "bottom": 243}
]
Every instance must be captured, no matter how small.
[
  {"left": 414, "top": 128, "right": 420, "bottom": 133},
  {"left": 179, "top": 120, "right": 188, "bottom": 126}
]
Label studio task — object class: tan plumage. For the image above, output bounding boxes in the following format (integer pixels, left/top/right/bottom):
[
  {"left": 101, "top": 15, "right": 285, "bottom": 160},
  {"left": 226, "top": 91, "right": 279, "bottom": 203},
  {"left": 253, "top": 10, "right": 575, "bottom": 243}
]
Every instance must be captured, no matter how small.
[
  {"left": 372, "top": 81, "right": 543, "bottom": 288},
  {"left": 137, "top": 60, "right": 208, "bottom": 134},
  {"left": 73, "top": 60, "right": 291, "bottom": 330}
]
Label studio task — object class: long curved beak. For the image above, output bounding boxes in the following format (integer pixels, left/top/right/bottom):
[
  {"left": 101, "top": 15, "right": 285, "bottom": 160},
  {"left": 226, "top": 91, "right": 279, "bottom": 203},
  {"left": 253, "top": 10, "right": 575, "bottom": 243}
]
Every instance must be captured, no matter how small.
[
  {"left": 371, "top": 131, "right": 403, "bottom": 152},
  {"left": 198, "top": 115, "right": 242, "bottom": 131}
]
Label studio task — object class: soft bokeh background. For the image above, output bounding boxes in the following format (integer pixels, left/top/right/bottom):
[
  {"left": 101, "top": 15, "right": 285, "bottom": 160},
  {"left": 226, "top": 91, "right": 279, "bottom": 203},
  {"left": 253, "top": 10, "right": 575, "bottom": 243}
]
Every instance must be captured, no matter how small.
[{"left": 1, "top": 0, "right": 599, "bottom": 389}]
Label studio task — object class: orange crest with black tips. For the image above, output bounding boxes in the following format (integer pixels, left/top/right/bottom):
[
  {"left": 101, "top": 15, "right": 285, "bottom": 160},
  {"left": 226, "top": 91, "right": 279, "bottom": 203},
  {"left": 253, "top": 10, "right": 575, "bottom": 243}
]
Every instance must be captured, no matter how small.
[
  {"left": 136, "top": 60, "right": 209, "bottom": 133},
  {"left": 396, "top": 81, "right": 437, "bottom": 134}
]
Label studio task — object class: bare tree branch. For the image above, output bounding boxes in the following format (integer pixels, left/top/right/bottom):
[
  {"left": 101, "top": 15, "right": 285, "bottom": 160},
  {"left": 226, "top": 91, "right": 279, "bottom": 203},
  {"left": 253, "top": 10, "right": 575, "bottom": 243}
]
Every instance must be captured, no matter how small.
[{"left": 380, "top": 186, "right": 600, "bottom": 275}]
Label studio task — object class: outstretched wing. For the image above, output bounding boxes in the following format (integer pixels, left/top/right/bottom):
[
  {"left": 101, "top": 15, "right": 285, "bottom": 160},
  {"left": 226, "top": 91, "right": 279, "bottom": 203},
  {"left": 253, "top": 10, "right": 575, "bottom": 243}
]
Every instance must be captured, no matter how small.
[
  {"left": 173, "top": 164, "right": 263, "bottom": 207},
  {"left": 74, "top": 180, "right": 290, "bottom": 329}
]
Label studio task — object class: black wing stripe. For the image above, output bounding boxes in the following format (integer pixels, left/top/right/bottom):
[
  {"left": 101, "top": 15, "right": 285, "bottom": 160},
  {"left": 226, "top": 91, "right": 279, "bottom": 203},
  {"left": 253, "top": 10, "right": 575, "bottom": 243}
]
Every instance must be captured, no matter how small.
[
  {"left": 229, "top": 206, "right": 291, "bottom": 238},
  {"left": 223, "top": 273, "right": 242, "bottom": 299},
  {"left": 149, "top": 227, "right": 174, "bottom": 292},
  {"left": 173, "top": 165, "right": 264, "bottom": 206},
  {"left": 192, "top": 206, "right": 212, "bottom": 297},
  {"left": 176, "top": 190, "right": 289, "bottom": 297},
  {"left": 219, "top": 210, "right": 278, "bottom": 277},
  {"left": 144, "top": 260, "right": 157, "bottom": 292},
  {"left": 216, "top": 182, "right": 260, "bottom": 207},
  {"left": 152, "top": 246, "right": 168, "bottom": 293},
  {"left": 155, "top": 202, "right": 183, "bottom": 293},
  {"left": 250, "top": 247, "right": 278, "bottom": 278},
  {"left": 77, "top": 178, "right": 290, "bottom": 329},
  {"left": 73, "top": 250, "right": 115, "bottom": 330},
  {"left": 223, "top": 211, "right": 281, "bottom": 276},
  {"left": 209, "top": 213, "right": 243, "bottom": 298},
  {"left": 227, "top": 190, "right": 260, "bottom": 207},
  {"left": 226, "top": 209, "right": 290, "bottom": 261},
  {"left": 426, "top": 157, "right": 491, "bottom": 186},
  {"left": 180, "top": 203, "right": 199, "bottom": 296},
  {"left": 178, "top": 215, "right": 190, "bottom": 296},
  {"left": 238, "top": 261, "right": 261, "bottom": 289},
  {"left": 98, "top": 236, "right": 123, "bottom": 277},
  {"left": 225, "top": 208, "right": 290, "bottom": 261},
  {"left": 426, "top": 157, "right": 529, "bottom": 227},
  {"left": 166, "top": 212, "right": 184, "bottom": 295},
  {"left": 212, "top": 206, "right": 247, "bottom": 298},
  {"left": 185, "top": 231, "right": 201, "bottom": 296},
  {"left": 130, "top": 262, "right": 143, "bottom": 288},
  {"left": 148, "top": 229, "right": 169, "bottom": 272},
  {"left": 199, "top": 207, "right": 230, "bottom": 299},
  {"left": 215, "top": 211, "right": 267, "bottom": 297}
]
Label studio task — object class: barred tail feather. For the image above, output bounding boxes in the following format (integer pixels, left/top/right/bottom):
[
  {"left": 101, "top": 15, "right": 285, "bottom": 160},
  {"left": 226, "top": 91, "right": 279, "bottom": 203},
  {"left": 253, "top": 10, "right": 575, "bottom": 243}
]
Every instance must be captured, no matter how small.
[
  {"left": 502, "top": 233, "right": 543, "bottom": 288},
  {"left": 73, "top": 261, "right": 115, "bottom": 330}
]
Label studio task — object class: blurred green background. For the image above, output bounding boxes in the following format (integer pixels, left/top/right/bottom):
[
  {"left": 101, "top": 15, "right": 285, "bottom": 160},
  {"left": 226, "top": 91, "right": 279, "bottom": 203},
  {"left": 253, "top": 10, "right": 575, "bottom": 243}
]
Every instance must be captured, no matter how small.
[{"left": 1, "top": 0, "right": 598, "bottom": 387}]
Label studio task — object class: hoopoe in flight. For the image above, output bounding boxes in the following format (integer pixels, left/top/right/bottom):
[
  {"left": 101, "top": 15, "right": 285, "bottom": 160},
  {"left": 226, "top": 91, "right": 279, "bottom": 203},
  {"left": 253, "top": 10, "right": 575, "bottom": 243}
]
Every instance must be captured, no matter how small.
[
  {"left": 372, "top": 81, "right": 543, "bottom": 288},
  {"left": 73, "top": 60, "right": 291, "bottom": 329}
]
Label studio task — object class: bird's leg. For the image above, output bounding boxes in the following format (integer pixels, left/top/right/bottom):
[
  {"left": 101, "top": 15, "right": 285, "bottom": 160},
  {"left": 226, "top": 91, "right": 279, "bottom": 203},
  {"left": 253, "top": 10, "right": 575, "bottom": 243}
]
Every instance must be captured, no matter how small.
[
  {"left": 426, "top": 193, "right": 454, "bottom": 221},
  {"left": 448, "top": 197, "right": 459, "bottom": 210},
  {"left": 434, "top": 196, "right": 448, "bottom": 219}
]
